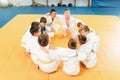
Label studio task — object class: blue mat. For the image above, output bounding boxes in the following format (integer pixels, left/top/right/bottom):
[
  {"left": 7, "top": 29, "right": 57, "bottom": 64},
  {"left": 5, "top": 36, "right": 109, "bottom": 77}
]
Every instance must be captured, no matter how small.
[{"left": 0, "top": 6, "right": 120, "bottom": 28}]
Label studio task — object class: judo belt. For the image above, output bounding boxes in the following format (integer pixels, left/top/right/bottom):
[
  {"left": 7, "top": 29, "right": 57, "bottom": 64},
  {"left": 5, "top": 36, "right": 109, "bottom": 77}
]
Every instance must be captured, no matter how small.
[
  {"left": 91, "top": 49, "right": 95, "bottom": 53},
  {"left": 37, "top": 58, "right": 52, "bottom": 64}
]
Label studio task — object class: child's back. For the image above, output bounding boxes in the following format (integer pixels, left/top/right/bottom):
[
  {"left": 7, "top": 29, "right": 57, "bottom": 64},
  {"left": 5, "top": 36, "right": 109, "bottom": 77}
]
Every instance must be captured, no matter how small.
[
  {"left": 56, "top": 38, "right": 80, "bottom": 75},
  {"left": 30, "top": 34, "right": 60, "bottom": 73},
  {"left": 62, "top": 48, "right": 79, "bottom": 75},
  {"left": 21, "top": 22, "right": 40, "bottom": 52},
  {"left": 77, "top": 34, "right": 97, "bottom": 68},
  {"left": 86, "top": 31, "right": 100, "bottom": 53}
]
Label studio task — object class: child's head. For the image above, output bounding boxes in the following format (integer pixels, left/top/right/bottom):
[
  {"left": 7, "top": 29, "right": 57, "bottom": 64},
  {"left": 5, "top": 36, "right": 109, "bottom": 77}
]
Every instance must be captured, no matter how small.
[
  {"left": 68, "top": 38, "right": 77, "bottom": 49},
  {"left": 81, "top": 25, "right": 90, "bottom": 36},
  {"left": 77, "top": 22, "right": 82, "bottom": 27},
  {"left": 77, "top": 34, "right": 87, "bottom": 45},
  {"left": 30, "top": 22, "right": 40, "bottom": 36},
  {"left": 64, "top": 8, "right": 70, "bottom": 18},
  {"left": 40, "top": 17, "right": 47, "bottom": 27},
  {"left": 38, "top": 33, "right": 49, "bottom": 47},
  {"left": 50, "top": 8, "right": 56, "bottom": 19},
  {"left": 77, "top": 22, "right": 83, "bottom": 32}
]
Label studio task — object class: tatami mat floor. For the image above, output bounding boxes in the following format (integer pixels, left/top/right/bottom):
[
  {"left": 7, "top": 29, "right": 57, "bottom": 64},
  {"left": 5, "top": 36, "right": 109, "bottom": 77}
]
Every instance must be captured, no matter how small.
[{"left": 0, "top": 14, "right": 120, "bottom": 80}]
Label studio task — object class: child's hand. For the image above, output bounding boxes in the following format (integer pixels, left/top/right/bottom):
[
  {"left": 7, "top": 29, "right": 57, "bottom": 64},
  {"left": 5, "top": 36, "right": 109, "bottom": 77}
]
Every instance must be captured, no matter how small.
[
  {"left": 25, "top": 52, "right": 31, "bottom": 56},
  {"left": 50, "top": 45, "right": 56, "bottom": 50},
  {"left": 62, "top": 33, "right": 68, "bottom": 38},
  {"left": 50, "top": 27, "right": 55, "bottom": 32}
]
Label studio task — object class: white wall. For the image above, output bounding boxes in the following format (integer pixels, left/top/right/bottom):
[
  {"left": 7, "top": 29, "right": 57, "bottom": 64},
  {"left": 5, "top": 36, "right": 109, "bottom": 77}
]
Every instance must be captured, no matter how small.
[
  {"left": 8, "top": 0, "right": 91, "bottom": 6},
  {"left": 76, "top": 0, "right": 92, "bottom": 6},
  {"left": 76, "top": 0, "right": 88, "bottom": 6},
  {"left": 0, "top": 0, "right": 9, "bottom": 7},
  {"left": 34, "top": 0, "right": 47, "bottom": 5},
  {"left": 8, "top": 0, "right": 32, "bottom": 6},
  {"left": 34, "top": 0, "right": 90, "bottom": 6}
]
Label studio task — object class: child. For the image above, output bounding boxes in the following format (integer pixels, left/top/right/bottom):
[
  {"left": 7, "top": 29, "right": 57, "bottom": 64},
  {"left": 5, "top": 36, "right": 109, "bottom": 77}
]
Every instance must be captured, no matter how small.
[
  {"left": 56, "top": 38, "right": 80, "bottom": 75},
  {"left": 30, "top": 33, "right": 60, "bottom": 73},
  {"left": 45, "top": 8, "right": 57, "bottom": 27},
  {"left": 77, "top": 22, "right": 84, "bottom": 33},
  {"left": 40, "top": 16, "right": 55, "bottom": 38},
  {"left": 76, "top": 22, "right": 95, "bottom": 36},
  {"left": 21, "top": 21, "right": 40, "bottom": 52},
  {"left": 60, "top": 9, "right": 85, "bottom": 38},
  {"left": 44, "top": 9, "right": 60, "bottom": 32},
  {"left": 80, "top": 25, "right": 100, "bottom": 53},
  {"left": 72, "top": 22, "right": 84, "bottom": 38},
  {"left": 77, "top": 34, "right": 97, "bottom": 68},
  {"left": 39, "top": 17, "right": 47, "bottom": 34},
  {"left": 39, "top": 9, "right": 61, "bottom": 32}
]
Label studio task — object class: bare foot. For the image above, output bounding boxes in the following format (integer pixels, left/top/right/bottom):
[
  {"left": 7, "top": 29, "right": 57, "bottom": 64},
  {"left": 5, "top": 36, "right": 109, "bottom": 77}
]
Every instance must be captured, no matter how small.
[
  {"left": 62, "top": 34, "right": 68, "bottom": 38},
  {"left": 36, "top": 64, "right": 40, "bottom": 70}
]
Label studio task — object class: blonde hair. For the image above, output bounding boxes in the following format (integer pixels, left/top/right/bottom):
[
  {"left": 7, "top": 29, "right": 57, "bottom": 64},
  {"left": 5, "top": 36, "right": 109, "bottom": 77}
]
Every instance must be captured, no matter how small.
[{"left": 82, "top": 25, "right": 90, "bottom": 32}]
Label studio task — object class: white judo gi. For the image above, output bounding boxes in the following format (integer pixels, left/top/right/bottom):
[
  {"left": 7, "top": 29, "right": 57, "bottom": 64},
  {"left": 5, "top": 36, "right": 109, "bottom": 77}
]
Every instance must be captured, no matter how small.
[
  {"left": 36, "top": 16, "right": 60, "bottom": 38},
  {"left": 21, "top": 26, "right": 39, "bottom": 52},
  {"left": 56, "top": 47, "right": 80, "bottom": 75},
  {"left": 86, "top": 31, "right": 100, "bottom": 53},
  {"left": 75, "top": 26, "right": 96, "bottom": 39},
  {"left": 44, "top": 14, "right": 61, "bottom": 32},
  {"left": 30, "top": 45, "right": 60, "bottom": 73},
  {"left": 77, "top": 43, "right": 97, "bottom": 68},
  {"left": 58, "top": 15, "right": 86, "bottom": 38},
  {"left": 76, "top": 28, "right": 100, "bottom": 68}
]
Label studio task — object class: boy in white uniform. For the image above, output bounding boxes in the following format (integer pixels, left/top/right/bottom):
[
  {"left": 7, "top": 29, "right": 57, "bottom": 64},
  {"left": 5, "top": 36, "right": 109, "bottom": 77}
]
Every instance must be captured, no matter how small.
[
  {"left": 56, "top": 38, "right": 80, "bottom": 75},
  {"left": 77, "top": 34, "right": 97, "bottom": 68},
  {"left": 80, "top": 25, "right": 100, "bottom": 53},
  {"left": 21, "top": 22, "right": 40, "bottom": 52},
  {"left": 39, "top": 16, "right": 55, "bottom": 38},
  {"left": 59, "top": 9, "right": 86, "bottom": 38},
  {"left": 30, "top": 34, "right": 60, "bottom": 73},
  {"left": 75, "top": 22, "right": 96, "bottom": 38},
  {"left": 44, "top": 8, "right": 60, "bottom": 32}
]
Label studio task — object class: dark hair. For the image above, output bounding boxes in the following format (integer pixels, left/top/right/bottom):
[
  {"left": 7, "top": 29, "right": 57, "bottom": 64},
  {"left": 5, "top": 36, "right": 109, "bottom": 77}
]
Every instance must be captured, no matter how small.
[
  {"left": 38, "top": 33, "right": 49, "bottom": 47},
  {"left": 30, "top": 22, "right": 40, "bottom": 35},
  {"left": 50, "top": 8, "right": 56, "bottom": 13},
  {"left": 77, "top": 22, "right": 82, "bottom": 27},
  {"left": 78, "top": 34, "right": 86, "bottom": 44},
  {"left": 40, "top": 17, "right": 47, "bottom": 23},
  {"left": 82, "top": 25, "right": 90, "bottom": 32},
  {"left": 64, "top": 8, "right": 69, "bottom": 12},
  {"left": 57, "top": 3, "right": 62, "bottom": 6},
  {"left": 68, "top": 3, "right": 73, "bottom": 7},
  {"left": 68, "top": 38, "right": 77, "bottom": 49}
]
